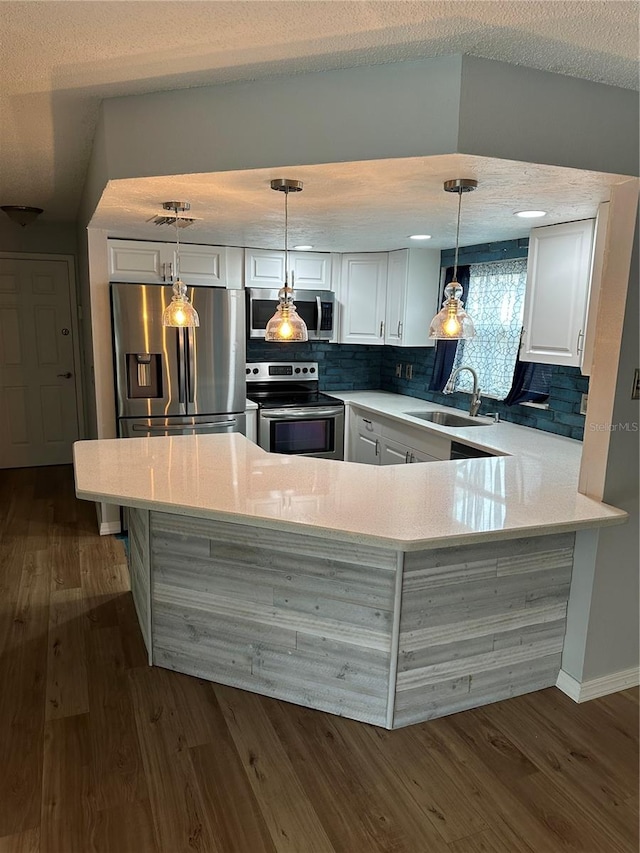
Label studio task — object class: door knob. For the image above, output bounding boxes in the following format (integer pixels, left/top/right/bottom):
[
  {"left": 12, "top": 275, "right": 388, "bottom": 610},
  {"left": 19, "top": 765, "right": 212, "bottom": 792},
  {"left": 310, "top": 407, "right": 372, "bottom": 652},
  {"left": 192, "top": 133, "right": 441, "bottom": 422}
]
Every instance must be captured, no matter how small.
[{"left": 57, "top": 372, "right": 73, "bottom": 379}]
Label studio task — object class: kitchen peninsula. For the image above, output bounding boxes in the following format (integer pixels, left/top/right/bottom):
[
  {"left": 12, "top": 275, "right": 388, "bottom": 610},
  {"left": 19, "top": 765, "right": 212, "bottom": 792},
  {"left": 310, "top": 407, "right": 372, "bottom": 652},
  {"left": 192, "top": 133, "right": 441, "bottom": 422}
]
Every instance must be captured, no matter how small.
[{"left": 73, "top": 395, "right": 626, "bottom": 728}]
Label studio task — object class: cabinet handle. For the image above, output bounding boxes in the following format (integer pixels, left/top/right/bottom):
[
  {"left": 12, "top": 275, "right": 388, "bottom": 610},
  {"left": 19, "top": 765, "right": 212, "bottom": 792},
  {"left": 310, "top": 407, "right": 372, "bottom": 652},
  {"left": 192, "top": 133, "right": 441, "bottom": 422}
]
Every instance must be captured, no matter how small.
[
  {"left": 405, "top": 450, "right": 411, "bottom": 463},
  {"left": 167, "top": 262, "right": 173, "bottom": 281},
  {"left": 577, "top": 329, "right": 584, "bottom": 355},
  {"left": 409, "top": 452, "right": 415, "bottom": 463},
  {"left": 379, "top": 321, "right": 385, "bottom": 338},
  {"left": 397, "top": 321, "right": 403, "bottom": 339},
  {"left": 374, "top": 439, "right": 379, "bottom": 457},
  {"left": 363, "top": 418, "right": 372, "bottom": 425},
  {"left": 161, "top": 262, "right": 166, "bottom": 282}
]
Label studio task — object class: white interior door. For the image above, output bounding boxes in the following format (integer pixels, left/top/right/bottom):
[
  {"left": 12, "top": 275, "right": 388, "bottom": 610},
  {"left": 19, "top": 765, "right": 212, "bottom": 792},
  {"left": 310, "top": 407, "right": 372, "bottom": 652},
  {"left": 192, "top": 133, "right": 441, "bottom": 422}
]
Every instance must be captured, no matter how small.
[{"left": 0, "top": 257, "right": 80, "bottom": 467}]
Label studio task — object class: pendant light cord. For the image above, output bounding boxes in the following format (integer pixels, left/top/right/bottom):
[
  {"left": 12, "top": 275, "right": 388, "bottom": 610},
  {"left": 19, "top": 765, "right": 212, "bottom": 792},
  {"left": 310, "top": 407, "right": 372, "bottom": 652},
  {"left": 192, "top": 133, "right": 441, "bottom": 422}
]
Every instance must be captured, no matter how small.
[
  {"left": 284, "top": 188, "right": 289, "bottom": 290},
  {"left": 174, "top": 204, "right": 181, "bottom": 282},
  {"left": 453, "top": 188, "right": 462, "bottom": 282}
]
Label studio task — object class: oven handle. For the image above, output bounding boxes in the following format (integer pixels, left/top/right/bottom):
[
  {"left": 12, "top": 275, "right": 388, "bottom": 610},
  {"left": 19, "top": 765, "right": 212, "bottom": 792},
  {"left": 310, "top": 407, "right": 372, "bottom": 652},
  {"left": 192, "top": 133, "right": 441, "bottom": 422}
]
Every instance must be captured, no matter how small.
[{"left": 260, "top": 407, "right": 343, "bottom": 419}]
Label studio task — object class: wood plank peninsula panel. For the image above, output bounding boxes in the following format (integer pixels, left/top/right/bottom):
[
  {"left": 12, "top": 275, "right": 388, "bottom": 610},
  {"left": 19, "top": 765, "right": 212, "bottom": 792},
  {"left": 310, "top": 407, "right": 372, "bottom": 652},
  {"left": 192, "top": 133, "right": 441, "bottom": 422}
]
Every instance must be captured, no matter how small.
[
  {"left": 394, "top": 533, "right": 574, "bottom": 727},
  {"left": 128, "top": 509, "right": 575, "bottom": 729},
  {"left": 149, "top": 512, "right": 399, "bottom": 727}
]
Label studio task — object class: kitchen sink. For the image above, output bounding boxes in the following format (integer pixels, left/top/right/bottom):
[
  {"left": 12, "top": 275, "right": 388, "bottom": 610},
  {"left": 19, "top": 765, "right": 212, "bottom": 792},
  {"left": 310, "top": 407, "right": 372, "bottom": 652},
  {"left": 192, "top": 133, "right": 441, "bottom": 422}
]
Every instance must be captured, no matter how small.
[{"left": 403, "top": 410, "right": 491, "bottom": 427}]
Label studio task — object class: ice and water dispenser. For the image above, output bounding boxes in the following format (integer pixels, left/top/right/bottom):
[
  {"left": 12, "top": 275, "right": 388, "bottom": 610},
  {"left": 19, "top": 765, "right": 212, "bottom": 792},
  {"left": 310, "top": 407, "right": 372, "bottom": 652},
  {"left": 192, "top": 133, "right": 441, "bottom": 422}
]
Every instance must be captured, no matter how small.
[{"left": 126, "top": 353, "right": 163, "bottom": 399}]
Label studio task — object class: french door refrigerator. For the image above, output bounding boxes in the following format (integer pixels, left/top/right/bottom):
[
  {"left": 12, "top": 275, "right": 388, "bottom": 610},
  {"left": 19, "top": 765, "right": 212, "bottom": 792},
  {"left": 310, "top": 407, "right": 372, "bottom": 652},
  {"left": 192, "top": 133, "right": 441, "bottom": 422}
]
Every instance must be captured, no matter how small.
[{"left": 111, "top": 283, "right": 246, "bottom": 438}]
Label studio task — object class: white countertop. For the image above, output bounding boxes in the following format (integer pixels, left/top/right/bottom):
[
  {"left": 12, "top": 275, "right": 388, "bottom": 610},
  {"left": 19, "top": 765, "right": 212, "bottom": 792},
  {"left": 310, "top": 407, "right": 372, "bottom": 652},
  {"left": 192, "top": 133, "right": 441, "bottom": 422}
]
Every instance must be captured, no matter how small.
[{"left": 74, "top": 391, "right": 626, "bottom": 551}]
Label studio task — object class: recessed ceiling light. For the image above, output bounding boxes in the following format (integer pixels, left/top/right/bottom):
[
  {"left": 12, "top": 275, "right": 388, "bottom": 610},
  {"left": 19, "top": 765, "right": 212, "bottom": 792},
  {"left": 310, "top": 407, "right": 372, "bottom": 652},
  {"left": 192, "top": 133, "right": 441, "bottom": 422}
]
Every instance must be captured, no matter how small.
[
  {"left": 293, "top": 244, "right": 313, "bottom": 250},
  {"left": 515, "top": 210, "right": 547, "bottom": 218},
  {"left": 409, "top": 234, "right": 432, "bottom": 240}
]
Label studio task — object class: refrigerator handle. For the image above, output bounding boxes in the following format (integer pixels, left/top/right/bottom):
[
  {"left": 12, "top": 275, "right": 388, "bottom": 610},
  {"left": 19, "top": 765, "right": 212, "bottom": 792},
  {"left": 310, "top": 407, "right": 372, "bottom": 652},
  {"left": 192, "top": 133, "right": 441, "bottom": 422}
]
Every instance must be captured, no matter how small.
[
  {"left": 177, "top": 328, "right": 186, "bottom": 406},
  {"left": 186, "top": 327, "right": 195, "bottom": 404}
]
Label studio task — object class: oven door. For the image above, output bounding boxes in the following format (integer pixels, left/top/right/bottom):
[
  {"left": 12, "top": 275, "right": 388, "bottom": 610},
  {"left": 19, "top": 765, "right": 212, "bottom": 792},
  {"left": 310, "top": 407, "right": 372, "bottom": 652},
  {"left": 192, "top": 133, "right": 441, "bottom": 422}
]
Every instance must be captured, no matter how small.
[{"left": 258, "top": 406, "right": 344, "bottom": 460}]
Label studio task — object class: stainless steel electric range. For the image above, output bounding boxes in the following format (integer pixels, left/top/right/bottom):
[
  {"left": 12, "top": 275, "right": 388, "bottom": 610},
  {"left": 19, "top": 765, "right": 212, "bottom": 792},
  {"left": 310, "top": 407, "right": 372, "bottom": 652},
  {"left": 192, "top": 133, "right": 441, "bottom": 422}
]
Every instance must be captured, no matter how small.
[{"left": 245, "top": 362, "right": 344, "bottom": 460}]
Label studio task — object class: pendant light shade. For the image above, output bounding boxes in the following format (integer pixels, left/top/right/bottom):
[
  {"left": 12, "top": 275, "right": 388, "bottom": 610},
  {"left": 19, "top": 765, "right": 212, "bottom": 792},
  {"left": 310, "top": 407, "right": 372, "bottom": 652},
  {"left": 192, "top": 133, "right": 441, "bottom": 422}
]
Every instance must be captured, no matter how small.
[
  {"left": 265, "top": 179, "right": 308, "bottom": 343},
  {"left": 429, "top": 179, "right": 477, "bottom": 341},
  {"left": 162, "top": 279, "right": 200, "bottom": 328},
  {"left": 161, "top": 201, "right": 200, "bottom": 328}
]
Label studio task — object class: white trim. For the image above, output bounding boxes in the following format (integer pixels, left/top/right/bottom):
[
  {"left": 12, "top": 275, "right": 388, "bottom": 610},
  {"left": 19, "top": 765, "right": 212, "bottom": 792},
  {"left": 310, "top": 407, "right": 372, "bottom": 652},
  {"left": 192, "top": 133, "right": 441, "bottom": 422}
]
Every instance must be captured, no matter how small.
[
  {"left": 99, "top": 520, "right": 122, "bottom": 536},
  {"left": 556, "top": 666, "right": 639, "bottom": 702}
]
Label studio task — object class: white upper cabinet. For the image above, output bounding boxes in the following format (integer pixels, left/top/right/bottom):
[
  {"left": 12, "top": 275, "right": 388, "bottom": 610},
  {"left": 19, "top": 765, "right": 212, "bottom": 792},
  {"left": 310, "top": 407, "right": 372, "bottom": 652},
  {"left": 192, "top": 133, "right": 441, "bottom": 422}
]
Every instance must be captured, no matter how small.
[
  {"left": 339, "top": 254, "right": 388, "bottom": 345},
  {"left": 385, "top": 249, "right": 440, "bottom": 347},
  {"left": 108, "top": 239, "right": 230, "bottom": 287},
  {"left": 244, "top": 249, "right": 332, "bottom": 291},
  {"left": 339, "top": 249, "right": 440, "bottom": 346},
  {"left": 520, "top": 219, "right": 595, "bottom": 366}
]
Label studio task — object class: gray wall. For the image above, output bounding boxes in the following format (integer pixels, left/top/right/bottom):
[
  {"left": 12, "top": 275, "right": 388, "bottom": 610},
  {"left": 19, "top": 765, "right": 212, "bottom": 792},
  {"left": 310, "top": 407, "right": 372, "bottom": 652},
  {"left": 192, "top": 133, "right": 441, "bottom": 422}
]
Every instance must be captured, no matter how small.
[
  {"left": 0, "top": 220, "right": 77, "bottom": 255},
  {"left": 582, "top": 212, "right": 639, "bottom": 679},
  {"left": 458, "top": 56, "right": 639, "bottom": 176}
]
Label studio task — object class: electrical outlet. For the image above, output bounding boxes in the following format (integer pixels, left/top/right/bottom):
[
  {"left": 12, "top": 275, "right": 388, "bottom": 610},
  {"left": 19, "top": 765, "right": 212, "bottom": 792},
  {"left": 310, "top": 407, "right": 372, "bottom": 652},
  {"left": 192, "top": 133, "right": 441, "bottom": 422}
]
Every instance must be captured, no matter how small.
[
  {"left": 580, "top": 393, "right": 588, "bottom": 415},
  {"left": 405, "top": 364, "right": 413, "bottom": 380},
  {"left": 395, "top": 363, "right": 403, "bottom": 378}
]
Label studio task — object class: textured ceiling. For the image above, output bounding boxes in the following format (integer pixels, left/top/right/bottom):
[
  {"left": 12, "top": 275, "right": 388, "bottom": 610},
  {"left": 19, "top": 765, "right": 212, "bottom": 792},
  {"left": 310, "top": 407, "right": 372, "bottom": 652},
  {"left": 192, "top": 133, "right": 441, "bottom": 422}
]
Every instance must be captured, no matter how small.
[
  {"left": 0, "top": 1, "right": 638, "bottom": 226},
  {"left": 93, "top": 154, "right": 629, "bottom": 252}
]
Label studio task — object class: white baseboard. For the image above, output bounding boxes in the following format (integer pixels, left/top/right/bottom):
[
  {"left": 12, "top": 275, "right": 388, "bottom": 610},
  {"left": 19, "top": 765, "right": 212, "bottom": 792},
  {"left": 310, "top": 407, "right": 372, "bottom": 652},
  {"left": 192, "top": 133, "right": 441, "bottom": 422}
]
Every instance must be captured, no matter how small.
[
  {"left": 556, "top": 667, "right": 639, "bottom": 703},
  {"left": 99, "top": 520, "right": 122, "bottom": 536}
]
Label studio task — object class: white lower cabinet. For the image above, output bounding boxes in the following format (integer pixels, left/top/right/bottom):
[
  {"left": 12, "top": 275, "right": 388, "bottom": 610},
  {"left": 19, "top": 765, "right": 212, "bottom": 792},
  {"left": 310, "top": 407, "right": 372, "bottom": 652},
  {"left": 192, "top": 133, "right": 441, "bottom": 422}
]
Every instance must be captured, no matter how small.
[{"left": 348, "top": 407, "right": 450, "bottom": 466}]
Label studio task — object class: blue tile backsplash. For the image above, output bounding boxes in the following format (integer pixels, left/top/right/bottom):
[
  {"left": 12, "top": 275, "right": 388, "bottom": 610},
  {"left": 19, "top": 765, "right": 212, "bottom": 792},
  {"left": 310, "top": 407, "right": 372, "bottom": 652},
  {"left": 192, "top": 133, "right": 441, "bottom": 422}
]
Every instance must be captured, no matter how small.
[{"left": 247, "top": 341, "right": 588, "bottom": 440}]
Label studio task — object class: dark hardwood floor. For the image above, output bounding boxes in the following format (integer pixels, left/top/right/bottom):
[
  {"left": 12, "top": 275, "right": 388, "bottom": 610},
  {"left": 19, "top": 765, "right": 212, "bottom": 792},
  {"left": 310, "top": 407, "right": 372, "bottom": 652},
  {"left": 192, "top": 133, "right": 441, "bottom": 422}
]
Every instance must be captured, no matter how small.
[{"left": 0, "top": 465, "right": 637, "bottom": 852}]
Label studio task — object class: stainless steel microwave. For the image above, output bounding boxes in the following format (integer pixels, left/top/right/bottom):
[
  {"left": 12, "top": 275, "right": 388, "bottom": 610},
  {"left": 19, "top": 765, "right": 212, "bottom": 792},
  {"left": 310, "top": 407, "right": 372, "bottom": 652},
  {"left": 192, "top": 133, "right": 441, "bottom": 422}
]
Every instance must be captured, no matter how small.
[{"left": 247, "top": 288, "right": 335, "bottom": 340}]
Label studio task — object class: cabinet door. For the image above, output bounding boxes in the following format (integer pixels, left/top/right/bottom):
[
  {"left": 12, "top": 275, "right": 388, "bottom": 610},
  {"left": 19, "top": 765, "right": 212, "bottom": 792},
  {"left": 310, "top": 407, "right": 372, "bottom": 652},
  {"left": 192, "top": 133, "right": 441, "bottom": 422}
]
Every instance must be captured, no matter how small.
[
  {"left": 108, "top": 240, "right": 167, "bottom": 283},
  {"left": 521, "top": 219, "right": 595, "bottom": 366},
  {"left": 385, "top": 249, "right": 441, "bottom": 347},
  {"left": 353, "top": 432, "right": 380, "bottom": 465},
  {"left": 288, "top": 252, "right": 332, "bottom": 291},
  {"left": 175, "top": 245, "right": 227, "bottom": 287},
  {"left": 339, "top": 254, "right": 388, "bottom": 345},
  {"left": 408, "top": 448, "right": 442, "bottom": 463},
  {"left": 384, "top": 250, "right": 408, "bottom": 345},
  {"left": 245, "top": 249, "right": 286, "bottom": 288},
  {"left": 379, "top": 436, "right": 412, "bottom": 465}
]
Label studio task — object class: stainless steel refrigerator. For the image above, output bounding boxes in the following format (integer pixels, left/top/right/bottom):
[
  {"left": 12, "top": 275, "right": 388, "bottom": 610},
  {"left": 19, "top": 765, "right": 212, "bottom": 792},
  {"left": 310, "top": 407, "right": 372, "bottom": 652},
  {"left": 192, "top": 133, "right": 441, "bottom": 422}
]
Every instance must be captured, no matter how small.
[{"left": 111, "top": 283, "right": 246, "bottom": 438}]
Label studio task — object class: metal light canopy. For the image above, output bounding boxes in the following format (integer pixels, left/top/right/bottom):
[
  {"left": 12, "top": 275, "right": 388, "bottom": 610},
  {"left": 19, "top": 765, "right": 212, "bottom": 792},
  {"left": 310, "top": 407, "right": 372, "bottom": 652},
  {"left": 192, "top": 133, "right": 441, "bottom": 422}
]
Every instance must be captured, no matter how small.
[
  {"left": 161, "top": 201, "right": 200, "bottom": 328},
  {"left": 265, "top": 179, "right": 308, "bottom": 343},
  {"left": 429, "top": 178, "right": 478, "bottom": 340}
]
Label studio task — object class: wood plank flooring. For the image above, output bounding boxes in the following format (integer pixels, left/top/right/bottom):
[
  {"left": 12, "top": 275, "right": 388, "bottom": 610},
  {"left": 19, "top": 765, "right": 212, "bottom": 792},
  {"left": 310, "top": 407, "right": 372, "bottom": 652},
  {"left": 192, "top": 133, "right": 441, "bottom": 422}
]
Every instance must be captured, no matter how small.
[{"left": 0, "top": 465, "right": 637, "bottom": 853}]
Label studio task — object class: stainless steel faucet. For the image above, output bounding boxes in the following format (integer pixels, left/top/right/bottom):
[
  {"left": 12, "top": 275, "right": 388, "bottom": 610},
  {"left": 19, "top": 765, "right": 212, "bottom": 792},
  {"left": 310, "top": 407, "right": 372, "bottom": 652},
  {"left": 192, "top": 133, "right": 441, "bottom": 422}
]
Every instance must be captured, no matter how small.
[{"left": 444, "top": 366, "right": 482, "bottom": 417}]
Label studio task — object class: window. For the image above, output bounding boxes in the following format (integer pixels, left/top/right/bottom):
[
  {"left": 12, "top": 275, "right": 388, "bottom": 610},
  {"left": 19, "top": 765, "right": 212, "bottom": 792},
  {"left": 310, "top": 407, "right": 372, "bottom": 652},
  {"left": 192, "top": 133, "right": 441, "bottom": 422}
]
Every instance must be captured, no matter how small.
[{"left": 450, "top": 259, "right": 528, "bottom": 399}]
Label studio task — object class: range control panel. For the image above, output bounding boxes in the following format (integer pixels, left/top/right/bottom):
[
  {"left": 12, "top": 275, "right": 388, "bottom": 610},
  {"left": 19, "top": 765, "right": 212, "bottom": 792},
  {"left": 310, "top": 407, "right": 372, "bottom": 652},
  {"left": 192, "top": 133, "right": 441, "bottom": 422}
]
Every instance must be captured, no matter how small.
[{"left": 246, "top": 362, "right": 318, "bottom": 382}]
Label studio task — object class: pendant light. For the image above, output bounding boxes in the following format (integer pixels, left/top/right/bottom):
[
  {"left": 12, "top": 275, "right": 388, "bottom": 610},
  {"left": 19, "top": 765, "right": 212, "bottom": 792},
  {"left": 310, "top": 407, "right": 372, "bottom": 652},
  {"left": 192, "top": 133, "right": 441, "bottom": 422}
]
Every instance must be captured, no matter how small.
[
  {"left": 429, "top": 179, "right": 477, "bottom": 340},
  {"left": 161, "top": 201, "right": 200, "bottom": 328},
  {"left": 265, "top": 179, "right": 308, "bottom": 342}
]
